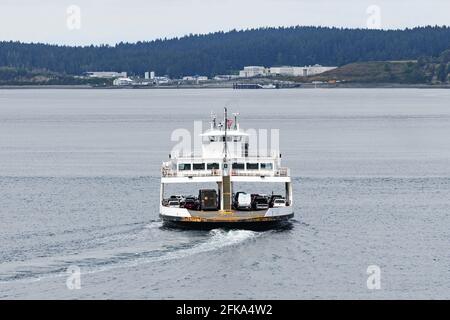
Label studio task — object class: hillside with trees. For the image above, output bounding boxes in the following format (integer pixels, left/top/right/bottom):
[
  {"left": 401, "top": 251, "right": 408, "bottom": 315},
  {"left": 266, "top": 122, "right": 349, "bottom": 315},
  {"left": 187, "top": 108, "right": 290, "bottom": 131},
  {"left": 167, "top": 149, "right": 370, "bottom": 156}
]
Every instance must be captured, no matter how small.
[
  {"left": 301, "top": 49, "right": 450, "bottom": 84},
  {"left": 1, "top": 26, "right": 450, "bottom": 78},
  {"left": 0, "top": 67, "right": 110, "bottom": 86}
]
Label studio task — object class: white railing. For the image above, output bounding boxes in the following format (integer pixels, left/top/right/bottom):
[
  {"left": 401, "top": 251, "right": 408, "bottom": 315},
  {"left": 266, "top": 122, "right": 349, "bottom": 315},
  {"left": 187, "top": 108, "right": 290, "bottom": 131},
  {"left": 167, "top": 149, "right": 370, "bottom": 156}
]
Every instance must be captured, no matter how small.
[
  {"left": 161, "top": 168, "right": 290, "bottom": 178},
  {"left": 162, "top": 169, "right": 221, "bottom": 177},
  {"left": 174, "top": 156, "right": 279, "bottom": 162},
  {"left": 232, "top": 168, "right": 290, "bottom": 177}
]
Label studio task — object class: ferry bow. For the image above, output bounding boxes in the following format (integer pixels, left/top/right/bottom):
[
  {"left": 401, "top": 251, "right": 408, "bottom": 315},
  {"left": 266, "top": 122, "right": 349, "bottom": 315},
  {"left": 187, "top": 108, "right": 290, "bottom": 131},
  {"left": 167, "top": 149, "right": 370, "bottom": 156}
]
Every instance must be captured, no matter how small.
[{"left": 160, "top": 108, "right": 293, "bottom": 229}]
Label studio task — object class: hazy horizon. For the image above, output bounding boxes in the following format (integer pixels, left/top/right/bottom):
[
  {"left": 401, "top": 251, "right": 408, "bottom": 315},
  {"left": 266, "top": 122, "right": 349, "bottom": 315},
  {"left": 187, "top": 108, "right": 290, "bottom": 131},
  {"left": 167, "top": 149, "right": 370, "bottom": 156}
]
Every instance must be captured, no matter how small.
[{"left": 1, "top": 0, "right": 450, "bottom": 46}]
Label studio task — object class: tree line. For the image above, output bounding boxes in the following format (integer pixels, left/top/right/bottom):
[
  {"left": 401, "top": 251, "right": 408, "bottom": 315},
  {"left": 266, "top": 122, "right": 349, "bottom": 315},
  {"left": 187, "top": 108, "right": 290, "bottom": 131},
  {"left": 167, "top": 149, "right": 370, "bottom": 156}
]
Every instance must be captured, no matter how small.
[{"left": 1, "top": 26, "right": 450, "bottom": 78}]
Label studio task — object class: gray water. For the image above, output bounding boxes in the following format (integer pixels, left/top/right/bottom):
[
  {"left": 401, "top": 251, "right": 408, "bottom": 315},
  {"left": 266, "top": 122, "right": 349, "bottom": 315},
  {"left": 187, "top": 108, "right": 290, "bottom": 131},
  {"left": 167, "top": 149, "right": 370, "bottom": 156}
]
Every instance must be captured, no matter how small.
[{"left": 0, "top": 88, "right": 449, "bottom": 299}]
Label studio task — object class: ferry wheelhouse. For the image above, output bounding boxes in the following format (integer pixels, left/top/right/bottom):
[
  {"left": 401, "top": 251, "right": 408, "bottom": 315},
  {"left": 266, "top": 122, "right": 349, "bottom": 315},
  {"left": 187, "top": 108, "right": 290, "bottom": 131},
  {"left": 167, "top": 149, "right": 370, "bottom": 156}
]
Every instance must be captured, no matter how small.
[{"left": 160, "top": 108, "right": 293, "bottom": 228}]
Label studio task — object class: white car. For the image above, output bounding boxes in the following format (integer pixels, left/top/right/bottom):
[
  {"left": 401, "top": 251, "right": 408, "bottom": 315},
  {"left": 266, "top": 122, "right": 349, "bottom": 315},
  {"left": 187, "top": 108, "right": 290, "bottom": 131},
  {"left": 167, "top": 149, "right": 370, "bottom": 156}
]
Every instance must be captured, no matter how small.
[
  {"left": 174, "top": 195, "right": 185, "bottom": 201},
  {"left": 168, "top": 200, "right": 180, "bottom": 208},
  {"left": 272, "top": 198, "right": 286, "bottom": 207},
  {"left": 236, "top": 193, "right": 252, "bottom": 210}
]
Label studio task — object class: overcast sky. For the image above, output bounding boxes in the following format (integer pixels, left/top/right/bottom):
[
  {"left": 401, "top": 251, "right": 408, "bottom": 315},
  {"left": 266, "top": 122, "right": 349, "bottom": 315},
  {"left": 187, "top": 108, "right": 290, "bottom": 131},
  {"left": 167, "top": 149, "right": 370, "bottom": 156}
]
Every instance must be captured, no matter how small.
[{"left": 0, "top": 0, "right": 449, "bottom": 46}]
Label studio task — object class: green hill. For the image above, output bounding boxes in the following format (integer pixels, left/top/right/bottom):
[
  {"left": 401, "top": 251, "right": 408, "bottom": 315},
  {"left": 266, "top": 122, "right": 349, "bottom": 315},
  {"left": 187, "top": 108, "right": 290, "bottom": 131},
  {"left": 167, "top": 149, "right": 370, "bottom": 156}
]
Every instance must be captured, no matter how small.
[
  {"left": 1, "top": 26, "right": 450, "bottom": 78},
  {"left": 0, "top": 67, "right": 110, "bottom": 86},
  {"left": 297, "top": 49, "right": 450, "bottom": 84}
]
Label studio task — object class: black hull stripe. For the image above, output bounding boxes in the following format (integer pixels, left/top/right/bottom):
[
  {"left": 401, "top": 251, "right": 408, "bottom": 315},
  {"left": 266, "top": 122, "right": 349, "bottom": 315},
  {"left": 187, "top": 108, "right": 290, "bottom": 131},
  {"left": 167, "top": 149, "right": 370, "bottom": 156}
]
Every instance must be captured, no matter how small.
[{"left": 159, "top": 214, "right": 294, "bottom": 230}]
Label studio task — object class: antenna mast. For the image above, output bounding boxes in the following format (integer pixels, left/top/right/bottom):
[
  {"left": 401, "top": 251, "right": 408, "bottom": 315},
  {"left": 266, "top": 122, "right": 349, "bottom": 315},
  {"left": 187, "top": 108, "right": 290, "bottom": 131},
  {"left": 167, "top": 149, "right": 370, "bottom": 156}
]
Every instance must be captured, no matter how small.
[
  {"left": 232, "top": 112, "right": 239, "bottom": 130},
  {"left": 211, "top": 111, "right": 216, "bottom": 129},
  {"left": 224, "top": 107, "right": 228, "bottom": 160},
  {"left": 221, "top": 107, "right": 231, "bottom": 212}
]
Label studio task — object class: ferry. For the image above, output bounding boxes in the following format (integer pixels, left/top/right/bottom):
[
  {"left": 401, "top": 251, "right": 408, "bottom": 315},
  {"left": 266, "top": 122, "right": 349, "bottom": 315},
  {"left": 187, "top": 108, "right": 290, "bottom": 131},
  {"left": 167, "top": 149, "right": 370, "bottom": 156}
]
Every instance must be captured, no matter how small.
[{"left": 160, "top": 108, "right": 293, "bottom": 229}]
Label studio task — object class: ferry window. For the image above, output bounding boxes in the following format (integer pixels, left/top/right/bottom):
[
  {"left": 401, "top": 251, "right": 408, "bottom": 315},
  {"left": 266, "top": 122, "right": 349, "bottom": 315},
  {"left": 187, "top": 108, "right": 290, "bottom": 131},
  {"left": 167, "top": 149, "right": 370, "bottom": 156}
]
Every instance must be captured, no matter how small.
[
  {"left": 178, "top": 163, "right": 191, "bottom": 171},
  {"left": 260, "top": 163, "right": 273, "bottom": 170},
  {"left": 207, "top": 163, "right": 220, "bottom": 170},
  {"left": 246, "top": 163, "right": 259, "bottom": 170},
  {"left": 193, "top": 163, "right": 205, "bottom": 170},
  {"left": 232, "top": 163, "right": 245, "bottom": 170},
  {"left": 233, "top": 136, "right": 242, "bottom": 142}
]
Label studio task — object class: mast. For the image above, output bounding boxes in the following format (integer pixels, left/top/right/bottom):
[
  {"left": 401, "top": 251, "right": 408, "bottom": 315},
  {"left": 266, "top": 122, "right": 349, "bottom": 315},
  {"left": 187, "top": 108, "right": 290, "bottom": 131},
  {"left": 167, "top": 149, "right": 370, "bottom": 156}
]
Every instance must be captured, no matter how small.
[
  {"left": 224, "top": 107, "right": 228, "bottom": 161},
  {"left": 221, "top": 107, "right": 231, "bottom": 211},
  {"left": 211, "top": 111, "right": 217, "bottom": 129},
  {"left": 232, "top": 112, "right": 239, "bottom": 130}
]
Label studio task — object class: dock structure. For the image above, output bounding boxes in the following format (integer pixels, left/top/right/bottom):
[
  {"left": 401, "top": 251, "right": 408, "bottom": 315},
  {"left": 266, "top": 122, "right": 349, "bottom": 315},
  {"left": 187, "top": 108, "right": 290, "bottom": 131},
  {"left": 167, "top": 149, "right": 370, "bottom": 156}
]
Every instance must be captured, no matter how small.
[{"left": 233, "top": 83, "right": 263, "bottom": 89}]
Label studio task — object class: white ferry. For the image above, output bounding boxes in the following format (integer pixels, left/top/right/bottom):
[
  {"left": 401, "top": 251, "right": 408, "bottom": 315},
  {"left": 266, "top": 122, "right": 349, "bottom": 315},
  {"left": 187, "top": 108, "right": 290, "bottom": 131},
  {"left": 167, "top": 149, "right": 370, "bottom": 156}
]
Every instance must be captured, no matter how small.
[{"left": 160, "top": 108, "right": 293, "bottom": 229}]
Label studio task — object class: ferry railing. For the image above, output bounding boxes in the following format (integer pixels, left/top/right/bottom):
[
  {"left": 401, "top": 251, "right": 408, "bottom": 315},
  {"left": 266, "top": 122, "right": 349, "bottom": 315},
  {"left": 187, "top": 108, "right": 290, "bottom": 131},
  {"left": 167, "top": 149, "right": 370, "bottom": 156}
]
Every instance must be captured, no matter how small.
[
  {"left": 231, "top": 168, "right": 290, "bottom": 177},
  {"left": 162, "top": 169, "right": 222, "bottom": 177},
  {"left": 162, "top": 168, "right": 290, "bottom": 177}
]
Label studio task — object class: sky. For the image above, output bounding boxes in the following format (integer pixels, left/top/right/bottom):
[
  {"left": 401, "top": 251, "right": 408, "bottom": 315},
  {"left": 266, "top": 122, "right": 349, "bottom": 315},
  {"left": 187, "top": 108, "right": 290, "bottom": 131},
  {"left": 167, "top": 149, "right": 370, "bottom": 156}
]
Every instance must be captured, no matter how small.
[{"left": 0, "top": 0, "right": 449, "bottom": 46}]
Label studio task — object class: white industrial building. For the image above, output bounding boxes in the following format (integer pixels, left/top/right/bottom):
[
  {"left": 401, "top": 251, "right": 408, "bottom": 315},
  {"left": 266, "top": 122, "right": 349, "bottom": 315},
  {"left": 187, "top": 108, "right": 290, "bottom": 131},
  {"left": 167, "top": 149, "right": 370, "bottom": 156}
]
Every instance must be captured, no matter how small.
[
  {"left": 239, "top": 64, "right": 336, "bottom": 78},
  {"left": 303, "top": 64, "right": 337, "bottom": 76},
  {"left": 269, "top": 66, "right": 303, "bottom": 76},
  {"left": 269, "top": 64, "right": 336, "bottom": 77},
  {"left": 270, "top": 64, "right": 337, "bottom": 77},
  {"left": 182, "top": 75, "right": 209, "bottom": 82},
  {"left": 155, "top": 76, "right": 170, "bottom": 84},
  {"left": 145, "top": 71, "right": 156, "bottom": 80},
  {"left": 113, "top": 77, "right": 133, "bottom": 86},
  {"left": 239, "top": 66, "right": 268, "bottom": 78},
  {"left": 214, "top": 75, "right": 240, "bottom": 81},
  {"left": 86, "top": 71, "right": 127, "bottom": 78}
]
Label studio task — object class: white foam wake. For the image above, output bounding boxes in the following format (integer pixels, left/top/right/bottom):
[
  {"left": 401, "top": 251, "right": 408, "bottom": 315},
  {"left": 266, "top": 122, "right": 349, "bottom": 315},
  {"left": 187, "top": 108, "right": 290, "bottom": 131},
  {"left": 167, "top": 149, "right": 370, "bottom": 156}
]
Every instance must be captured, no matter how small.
[
  {"left": 144, "top": 221, "right": 164, "bottom": 230},
  {"left": 0, "top": 228, "right": 261, "bottom": 284},
  {"left": 162, "top": 229, "right": 259, "bottom": 261}
]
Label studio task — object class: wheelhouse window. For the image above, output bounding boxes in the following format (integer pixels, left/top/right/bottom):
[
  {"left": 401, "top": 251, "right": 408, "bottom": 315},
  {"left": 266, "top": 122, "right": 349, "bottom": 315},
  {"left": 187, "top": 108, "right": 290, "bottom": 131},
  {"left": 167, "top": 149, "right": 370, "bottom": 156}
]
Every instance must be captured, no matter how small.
[
  {"left": 207, "top": 163, "right": 220, "bottom": 170},
  {"left": 178, "top": 163, "right": 191, "bottom": 171},
  {"left": 193, "top": 163, "right": 206, "bottom": 170},
  {"left": 232, "top": 162, "right": 245, "bottom": 170},
  {"left": 246, "top": 163, "right": 259, "bottom": 170},
  {"left": 260, "top": 163, "right": 273, "bottom": 170}
]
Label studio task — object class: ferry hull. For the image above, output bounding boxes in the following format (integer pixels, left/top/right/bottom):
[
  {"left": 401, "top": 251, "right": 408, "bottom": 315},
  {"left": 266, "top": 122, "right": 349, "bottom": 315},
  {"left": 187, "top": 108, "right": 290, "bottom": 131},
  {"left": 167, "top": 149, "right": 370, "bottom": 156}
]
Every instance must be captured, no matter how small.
[
  {"left": 160, "top": 213, "right": 294, "bottom": 230},
  {"left": 159, "top": 206, "right": 294, "bottom": 230}
]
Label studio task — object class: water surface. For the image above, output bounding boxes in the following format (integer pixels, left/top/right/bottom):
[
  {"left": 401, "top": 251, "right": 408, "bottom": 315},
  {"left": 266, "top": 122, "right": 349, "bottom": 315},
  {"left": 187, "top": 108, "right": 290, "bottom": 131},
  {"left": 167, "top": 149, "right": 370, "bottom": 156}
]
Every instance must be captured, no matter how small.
[{"left": 0, "top": 89, "right": 449, "bottom": 299}]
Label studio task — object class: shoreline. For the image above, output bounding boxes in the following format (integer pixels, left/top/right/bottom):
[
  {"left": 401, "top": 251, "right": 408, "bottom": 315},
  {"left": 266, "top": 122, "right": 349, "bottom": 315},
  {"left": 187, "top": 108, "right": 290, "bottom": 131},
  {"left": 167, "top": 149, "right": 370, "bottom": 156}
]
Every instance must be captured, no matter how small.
[{"left": 0, "top": 83, "right": 450, "bottom": 89}]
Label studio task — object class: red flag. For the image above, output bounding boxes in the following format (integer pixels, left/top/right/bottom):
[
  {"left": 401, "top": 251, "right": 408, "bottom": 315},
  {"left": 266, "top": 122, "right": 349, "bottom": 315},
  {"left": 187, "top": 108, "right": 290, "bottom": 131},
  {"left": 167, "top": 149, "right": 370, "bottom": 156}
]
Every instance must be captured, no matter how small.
[{"left": 227, "top": 119, "right": 233, "bottom": 128}]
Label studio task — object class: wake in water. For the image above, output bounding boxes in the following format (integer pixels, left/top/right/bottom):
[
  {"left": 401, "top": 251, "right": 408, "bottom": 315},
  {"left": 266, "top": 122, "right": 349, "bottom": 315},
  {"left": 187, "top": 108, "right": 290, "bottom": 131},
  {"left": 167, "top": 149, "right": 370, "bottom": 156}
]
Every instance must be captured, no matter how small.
[
  {"left": 0, "top": 223, "right": 262, "bottom": 285},
  {"left": 162, "top": 229, "right": 260, "bottom": 260}
]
